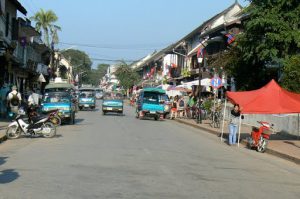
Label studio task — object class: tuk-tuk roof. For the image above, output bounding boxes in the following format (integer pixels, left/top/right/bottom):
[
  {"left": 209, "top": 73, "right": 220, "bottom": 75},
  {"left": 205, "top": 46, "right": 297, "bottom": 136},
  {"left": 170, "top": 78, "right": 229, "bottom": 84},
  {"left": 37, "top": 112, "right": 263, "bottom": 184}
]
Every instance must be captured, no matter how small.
[
  {"left": 45, "top": 83, "right": 75, "bottom": 89},
  {"left": 143, "top": 88, "right": 166, "bottom": 94}
]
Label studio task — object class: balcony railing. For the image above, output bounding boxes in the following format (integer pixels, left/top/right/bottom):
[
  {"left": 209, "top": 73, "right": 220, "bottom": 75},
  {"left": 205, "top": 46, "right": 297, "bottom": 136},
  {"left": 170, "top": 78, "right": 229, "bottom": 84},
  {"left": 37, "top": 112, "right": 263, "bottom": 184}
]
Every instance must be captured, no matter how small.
[{"left": 13, "top": 43, "right": 41, "bottom": 67}]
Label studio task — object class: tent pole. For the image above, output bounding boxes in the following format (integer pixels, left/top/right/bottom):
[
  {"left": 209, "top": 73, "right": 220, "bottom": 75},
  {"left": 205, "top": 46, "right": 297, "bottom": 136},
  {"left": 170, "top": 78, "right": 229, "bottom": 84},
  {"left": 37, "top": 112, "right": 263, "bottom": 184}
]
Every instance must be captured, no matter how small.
[
  {"left": 298, "top": 113, "right": 300, "bottom": 140},
  {"left": 221, "top": 99, "right": 227, "bottom": 142},
  {"left": 237, "top": 115, "right": 242, "bottom": 147}
]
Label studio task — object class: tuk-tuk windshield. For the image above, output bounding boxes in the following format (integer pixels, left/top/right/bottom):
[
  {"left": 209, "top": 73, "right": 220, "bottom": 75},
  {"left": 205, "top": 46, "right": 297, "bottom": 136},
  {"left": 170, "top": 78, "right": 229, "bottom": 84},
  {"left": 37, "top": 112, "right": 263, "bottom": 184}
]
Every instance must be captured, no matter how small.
[
  {"left": 143, "top": 92, "right": 163, "bottom": 104},
  {"left": 80, "top": 92, "right": 95, "bottom": 98},
  {"left": 43, "top": 94, "right": 71, "bottom": 103}
]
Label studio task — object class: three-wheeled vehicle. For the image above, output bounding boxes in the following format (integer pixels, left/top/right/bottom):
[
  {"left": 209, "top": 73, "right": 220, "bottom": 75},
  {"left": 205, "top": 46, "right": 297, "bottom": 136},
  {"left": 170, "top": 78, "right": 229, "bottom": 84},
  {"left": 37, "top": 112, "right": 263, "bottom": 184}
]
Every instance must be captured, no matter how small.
[
  {"left": 136, "top": 88, "right": 168, "bottom": 121},
  {"left": 102, "top": 92, "right": 124, "bottom": 115},
  {"left": 41, "top": 92, "right": 76, "bottom": 125},
  {"left": 78, "top": 88, "right": 96, "bottom": 110},
  {"left": 95, "top": 88, "right": 104, "bottom": 99}
]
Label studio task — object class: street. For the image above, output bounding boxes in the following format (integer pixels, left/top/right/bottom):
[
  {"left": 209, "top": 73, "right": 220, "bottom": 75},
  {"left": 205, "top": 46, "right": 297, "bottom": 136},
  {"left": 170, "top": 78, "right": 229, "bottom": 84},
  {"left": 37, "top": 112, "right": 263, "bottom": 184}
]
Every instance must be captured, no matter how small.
[{"left": 0, "top": 102, "right": 300, "bottom": 199}]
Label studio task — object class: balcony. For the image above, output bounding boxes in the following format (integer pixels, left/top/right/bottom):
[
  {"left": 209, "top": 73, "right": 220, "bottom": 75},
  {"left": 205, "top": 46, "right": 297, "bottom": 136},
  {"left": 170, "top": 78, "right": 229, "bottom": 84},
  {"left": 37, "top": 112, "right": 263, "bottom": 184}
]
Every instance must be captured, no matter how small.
[{"left": 13, "top": 43, "right": 41, "bottom": 68}]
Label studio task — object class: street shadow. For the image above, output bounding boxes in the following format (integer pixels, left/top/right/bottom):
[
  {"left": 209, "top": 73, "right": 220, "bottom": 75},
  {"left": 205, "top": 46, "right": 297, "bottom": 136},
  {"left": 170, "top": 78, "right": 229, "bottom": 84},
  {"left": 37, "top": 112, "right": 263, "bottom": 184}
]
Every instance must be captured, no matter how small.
[
  {"left": 75, "top": 118, "right": 85, "bottom": 124},
  {"left": 0, "top": 157, "right": 8, "bottom": 166},
  {"left": 283, "top": 141, "right": 300, "bottom": 149},
  {"left": 103, "top": 113, "right": 125, "bottom": 117},
  {"left": 139, "top": 117, "right": 166, "bottom": 122},
  {"left": 0, "top": 169, "right": 20, "bottom": 184}
]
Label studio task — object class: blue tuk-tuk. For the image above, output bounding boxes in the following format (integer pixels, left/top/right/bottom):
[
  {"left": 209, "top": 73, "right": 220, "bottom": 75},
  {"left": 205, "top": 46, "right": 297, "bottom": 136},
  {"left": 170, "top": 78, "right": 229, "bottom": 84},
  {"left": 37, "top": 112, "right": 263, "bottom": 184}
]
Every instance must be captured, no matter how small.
[
  {"left": 78, "top": 88, "right": 96, "bottom": 110},
  {"left": 136, "top": 88, "right": 168, "bottom": 121},
  {"left": 41, "top": 92, "right": 76, "bottom": 124}
]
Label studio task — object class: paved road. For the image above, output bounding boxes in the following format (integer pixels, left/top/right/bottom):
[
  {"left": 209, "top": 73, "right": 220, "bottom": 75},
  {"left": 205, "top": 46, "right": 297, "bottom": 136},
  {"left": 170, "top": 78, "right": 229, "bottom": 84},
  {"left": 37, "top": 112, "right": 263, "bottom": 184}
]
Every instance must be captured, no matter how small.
[{"left": 0, "top": 102, "right": 300, "bottom": 199}]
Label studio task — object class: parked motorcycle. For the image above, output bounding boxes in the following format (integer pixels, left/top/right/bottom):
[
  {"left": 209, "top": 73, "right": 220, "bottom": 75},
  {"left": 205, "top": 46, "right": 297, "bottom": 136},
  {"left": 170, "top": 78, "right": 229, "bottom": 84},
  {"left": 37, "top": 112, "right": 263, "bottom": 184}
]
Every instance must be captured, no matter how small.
[
  {"left": 247, "top": 121, "right": 274, "bottom": 153},
  {"left": 28, "top": 106, "right": 61, "bottom": 127},
  {"left": 6, "top": 108, "right": 56, "bottom": 139}
]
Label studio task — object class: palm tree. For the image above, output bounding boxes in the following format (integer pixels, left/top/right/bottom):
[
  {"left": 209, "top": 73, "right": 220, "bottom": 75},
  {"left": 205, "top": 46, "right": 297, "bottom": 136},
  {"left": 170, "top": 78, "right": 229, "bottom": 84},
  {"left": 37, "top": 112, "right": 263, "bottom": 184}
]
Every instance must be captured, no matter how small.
[
  {"left": 30, "top": 9, "right": 61, "bottom": 47},
  {"left": 50, "top": 25, "right": 61, "bottom": 45}
]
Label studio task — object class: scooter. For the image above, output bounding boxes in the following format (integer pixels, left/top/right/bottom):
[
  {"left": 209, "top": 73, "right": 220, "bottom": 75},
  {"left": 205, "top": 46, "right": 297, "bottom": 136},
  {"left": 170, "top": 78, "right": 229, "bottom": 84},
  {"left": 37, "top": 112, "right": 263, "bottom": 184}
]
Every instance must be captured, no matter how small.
[
  {"left": 28, "top": 106, "right": 61, "bottom": 126},
  {"left": 247, "top": 121, "right": 274, "bottom": 153},
  {"left": 6, "top": 108, "right": 56, "bottom": 139}
]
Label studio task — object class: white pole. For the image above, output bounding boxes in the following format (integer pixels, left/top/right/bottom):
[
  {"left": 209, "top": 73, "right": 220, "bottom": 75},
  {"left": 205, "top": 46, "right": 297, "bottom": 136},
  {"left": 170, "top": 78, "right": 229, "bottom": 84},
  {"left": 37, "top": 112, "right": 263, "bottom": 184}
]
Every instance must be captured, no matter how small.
[
  {"left": 221, "top": 99, "right": 227, "bottom": 142},
  {"left": 237, "top": 114, "right": 242, "bottom": 147},
  {"left": 298, "top": 113, "right": 300, "bottom": 140}
]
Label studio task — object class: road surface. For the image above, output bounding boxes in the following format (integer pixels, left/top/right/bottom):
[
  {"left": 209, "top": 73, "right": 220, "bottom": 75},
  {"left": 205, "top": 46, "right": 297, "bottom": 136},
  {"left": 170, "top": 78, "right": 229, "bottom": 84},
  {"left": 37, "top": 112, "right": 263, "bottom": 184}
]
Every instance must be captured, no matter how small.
[{"left": 0, "top": 102, "right": 300, "bottom": 199}]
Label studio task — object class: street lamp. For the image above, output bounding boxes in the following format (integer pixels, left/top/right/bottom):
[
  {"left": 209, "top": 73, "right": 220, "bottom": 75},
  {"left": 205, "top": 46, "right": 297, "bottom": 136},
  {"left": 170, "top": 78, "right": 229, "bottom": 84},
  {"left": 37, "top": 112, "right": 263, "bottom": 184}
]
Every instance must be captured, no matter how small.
[{"left": 197, "top": 39, "right": 209, "bottom": 124}]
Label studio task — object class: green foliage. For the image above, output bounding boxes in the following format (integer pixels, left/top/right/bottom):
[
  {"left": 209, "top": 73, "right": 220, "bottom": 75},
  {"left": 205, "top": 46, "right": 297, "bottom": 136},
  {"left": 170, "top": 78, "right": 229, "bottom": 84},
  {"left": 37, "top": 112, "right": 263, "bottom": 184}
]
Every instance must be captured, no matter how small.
[
  {"left": 114, "top": 61, "right": 139, "bottom": 90},
  {"left": 84, "top": 64, "right": 109, "bottom": 86},
  {"left": 218, "top": 0, "right": 300, "bottom": 90},
  {"left": 239, "top": 0, "right": 300, "bottom": 62},
  {"left": 181, "top": 68, "right": 191, "bottom": 78},
  {"left": 30, "top": 9, "right": 61, "bottom": 47},
  {"left": 61, "top": 49, "right": 92, "bottom": 73},
  {"left": 281, "top": 55, "right": 300, "bottom": 93}
]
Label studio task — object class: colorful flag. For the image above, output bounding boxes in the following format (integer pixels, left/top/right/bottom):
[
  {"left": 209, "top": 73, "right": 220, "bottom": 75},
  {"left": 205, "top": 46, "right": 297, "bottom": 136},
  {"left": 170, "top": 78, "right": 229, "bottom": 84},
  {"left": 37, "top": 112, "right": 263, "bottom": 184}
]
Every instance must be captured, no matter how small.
[
  {"left": 225, "top": 33, "right": 235, "bottom": 44},
  {"left": 197, "top": 47, "right": 205, "bottom": 58}
]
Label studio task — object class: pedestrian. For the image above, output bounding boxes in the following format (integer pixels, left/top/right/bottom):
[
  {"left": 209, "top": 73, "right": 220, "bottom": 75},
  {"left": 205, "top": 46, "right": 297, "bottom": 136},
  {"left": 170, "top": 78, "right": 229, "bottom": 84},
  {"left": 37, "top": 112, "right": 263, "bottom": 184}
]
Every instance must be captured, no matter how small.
[
  {"left": 27, "top": 89, "right": 40, "bottom": 107},
  {"left": 7, "top": 85, "right": 22, "bottom": 114},
  {"left": 228, "top": 104, "right": 241, "bottom": 145},
  {"left": 170, "top": 96, "right": 178, "bottom": 119},
  {"left": 177, "top": 96, "right": 185, "bottom": 118}
]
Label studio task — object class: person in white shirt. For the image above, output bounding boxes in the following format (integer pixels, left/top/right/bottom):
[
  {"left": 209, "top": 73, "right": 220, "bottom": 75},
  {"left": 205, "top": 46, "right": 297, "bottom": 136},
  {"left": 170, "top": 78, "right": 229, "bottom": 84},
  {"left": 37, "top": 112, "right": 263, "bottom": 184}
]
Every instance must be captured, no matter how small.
[
  {"left": 27, "top": 89, "right": 40, "bottom": 106},
  {"left": 7, "top": 85, "right": 22, "bottom": 114}
]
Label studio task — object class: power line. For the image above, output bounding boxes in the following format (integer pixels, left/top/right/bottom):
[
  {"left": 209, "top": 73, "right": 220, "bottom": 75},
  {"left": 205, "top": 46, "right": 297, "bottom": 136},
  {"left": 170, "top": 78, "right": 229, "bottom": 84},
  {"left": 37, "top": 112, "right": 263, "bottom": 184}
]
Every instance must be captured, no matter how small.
[
  {"left": 90, "top": 57, "right": 137, "bottom": 63},
  {"left": 59, "top": 41, "right": 168, "bottom": 51}
]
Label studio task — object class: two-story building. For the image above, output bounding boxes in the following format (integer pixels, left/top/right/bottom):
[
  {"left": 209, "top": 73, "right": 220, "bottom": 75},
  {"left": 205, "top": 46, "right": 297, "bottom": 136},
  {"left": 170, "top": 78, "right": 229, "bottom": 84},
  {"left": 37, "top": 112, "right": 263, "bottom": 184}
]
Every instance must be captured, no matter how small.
[
  {"left": 0, "top": 0, "right": 51, "bottom": 117},
  {"left": 133, "top": 1, "right": 244, "bottom": 94}
]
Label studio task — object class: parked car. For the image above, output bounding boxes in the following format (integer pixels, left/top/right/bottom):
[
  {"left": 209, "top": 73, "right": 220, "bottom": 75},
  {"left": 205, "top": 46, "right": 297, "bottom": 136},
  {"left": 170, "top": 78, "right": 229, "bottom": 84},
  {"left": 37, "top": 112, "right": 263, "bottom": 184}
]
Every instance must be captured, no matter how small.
[
  {"left": 78, "top": 88, "right": 96, "bottom": 110},
  {"left": 136, "top": 88, "right": 166, "bottom": 121},
  {"left": 102, "top": 93, "right": 124, "bottom": 115},
  {"left": 41, "top": 92, "right": 76, "bottom": 124}
]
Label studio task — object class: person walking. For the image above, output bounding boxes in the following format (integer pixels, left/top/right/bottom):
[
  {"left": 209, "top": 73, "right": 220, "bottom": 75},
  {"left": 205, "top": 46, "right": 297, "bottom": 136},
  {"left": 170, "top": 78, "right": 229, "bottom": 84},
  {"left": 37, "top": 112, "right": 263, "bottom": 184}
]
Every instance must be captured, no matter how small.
[
  {"left": 177, "top": 96, "right": 185, "bottom": 118},
  {"left": 27, "top": 89, "right": 40, "bottom": 107},
  {"left": 7, "top": 85, "right": 22, "bottom": 114},
  {"left": 170, "top": 96, "right": 178, "bottom": 119},
  {"left": 228, "top": 104, "right": 241, "bottom": 145}
]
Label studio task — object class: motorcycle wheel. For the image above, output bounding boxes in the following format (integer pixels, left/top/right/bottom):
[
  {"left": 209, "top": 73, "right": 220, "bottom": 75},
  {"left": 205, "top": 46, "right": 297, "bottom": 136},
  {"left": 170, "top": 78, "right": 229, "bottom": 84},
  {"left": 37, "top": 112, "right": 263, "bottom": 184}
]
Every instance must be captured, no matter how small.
[
  {"left": 6, "top": 125, "right": 21, "bottom": 139},
  {"left": 42, "top": 122, "right": 56, "bottom": 138},
  {"left": 256, "top": 138, "right": 268, "bottom": 153},
  {"left": 50, "top": 116, "right": 61, "bottom": 126}
]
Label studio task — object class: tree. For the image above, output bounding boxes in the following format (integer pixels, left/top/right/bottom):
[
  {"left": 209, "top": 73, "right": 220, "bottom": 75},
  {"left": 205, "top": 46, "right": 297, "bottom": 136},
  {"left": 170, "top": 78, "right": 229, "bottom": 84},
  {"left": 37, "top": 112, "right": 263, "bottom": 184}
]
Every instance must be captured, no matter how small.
[
  {"left": 85, "top": 64, "right": 109, "bottom": 86},
  {"left": 114, "top": 61, "right": 139, "bottom": 90},
  {"left": 61, "top": 49, "right": 92, "bottom": 84},
  {"left": 61, "top": 49, "right": 92, "bottom": 73},
  {"left": 30, "top": 9, "right": 61, "bottom": 47},
  {"left": 281, "top": 55, "right": 300, "bottom": 92},
  {"left": 222, "top": 0, "right": 300, "bottom": 91}
]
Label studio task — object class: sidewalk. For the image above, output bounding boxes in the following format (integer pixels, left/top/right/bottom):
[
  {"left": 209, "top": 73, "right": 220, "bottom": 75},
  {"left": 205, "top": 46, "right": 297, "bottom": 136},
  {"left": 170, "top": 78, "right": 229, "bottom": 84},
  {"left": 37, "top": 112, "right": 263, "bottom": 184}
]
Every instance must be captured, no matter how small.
[
  {"left": 0, "top": 120, "right": 9, "bottom": 143},
  {"left": 175, "top": 118, "right": 300, "bottom": 165}
]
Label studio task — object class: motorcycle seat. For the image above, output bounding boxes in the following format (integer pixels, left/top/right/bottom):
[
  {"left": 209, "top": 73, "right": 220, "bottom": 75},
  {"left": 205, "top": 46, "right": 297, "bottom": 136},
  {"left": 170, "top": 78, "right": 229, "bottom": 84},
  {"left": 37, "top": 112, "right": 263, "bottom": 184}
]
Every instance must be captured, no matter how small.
[
  {"left": 262, "top": 129, "right": 272, "bottom": 135},
  {"left": 44, "top": 109, "right": 59, "bottom": 114},
  {"left": 31, "top": 115, "right": 48, "bottom": 123}
]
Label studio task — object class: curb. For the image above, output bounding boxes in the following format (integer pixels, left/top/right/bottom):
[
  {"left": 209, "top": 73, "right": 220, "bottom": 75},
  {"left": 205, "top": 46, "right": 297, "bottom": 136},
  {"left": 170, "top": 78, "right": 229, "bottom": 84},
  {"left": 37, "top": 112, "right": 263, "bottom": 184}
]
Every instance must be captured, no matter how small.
[
  {"left": 174, "top": 119, "right": 300, "bottom": 165},
  {"left": 0, "top": 131, "right": 7, "bottom": 144}
]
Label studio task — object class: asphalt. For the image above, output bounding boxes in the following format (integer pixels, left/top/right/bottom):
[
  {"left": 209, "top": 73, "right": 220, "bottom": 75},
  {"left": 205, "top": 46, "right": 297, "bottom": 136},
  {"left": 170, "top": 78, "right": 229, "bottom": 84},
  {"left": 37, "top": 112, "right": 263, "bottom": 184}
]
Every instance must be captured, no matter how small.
[{"left": 0, "top": 103, "right": 300, "bottom": 198}]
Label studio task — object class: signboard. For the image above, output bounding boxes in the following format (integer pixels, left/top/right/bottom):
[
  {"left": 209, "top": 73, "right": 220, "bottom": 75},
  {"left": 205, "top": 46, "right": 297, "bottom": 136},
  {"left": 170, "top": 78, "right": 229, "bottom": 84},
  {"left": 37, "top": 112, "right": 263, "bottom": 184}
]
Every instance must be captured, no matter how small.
[{"left": 210, "top": 77, "right": 223, "bottom": 89}]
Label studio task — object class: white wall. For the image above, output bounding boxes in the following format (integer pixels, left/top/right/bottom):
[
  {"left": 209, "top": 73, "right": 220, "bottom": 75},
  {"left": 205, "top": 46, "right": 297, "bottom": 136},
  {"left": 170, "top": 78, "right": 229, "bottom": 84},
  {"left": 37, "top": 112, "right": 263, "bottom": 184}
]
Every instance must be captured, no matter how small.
[{"left": 163, "top": 54, "right": 178, "bottom": 76}]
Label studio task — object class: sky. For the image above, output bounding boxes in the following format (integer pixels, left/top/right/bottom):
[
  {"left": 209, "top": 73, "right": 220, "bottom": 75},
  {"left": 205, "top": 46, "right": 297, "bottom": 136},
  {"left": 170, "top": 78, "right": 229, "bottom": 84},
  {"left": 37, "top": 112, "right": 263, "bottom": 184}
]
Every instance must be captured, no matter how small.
[{"left": 19, "top": 0, "right": 249, "bottom": 68}]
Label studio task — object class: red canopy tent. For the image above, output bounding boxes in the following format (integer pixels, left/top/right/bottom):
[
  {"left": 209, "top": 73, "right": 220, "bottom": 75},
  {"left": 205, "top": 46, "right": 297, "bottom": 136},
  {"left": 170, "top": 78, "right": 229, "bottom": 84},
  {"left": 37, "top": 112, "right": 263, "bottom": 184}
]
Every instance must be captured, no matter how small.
[
  {"left": 226, "top": 79, "right": 300, "bottom": 114},
  {"left": 221, "top": 79, "right": 300, "bottom": 145}
]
